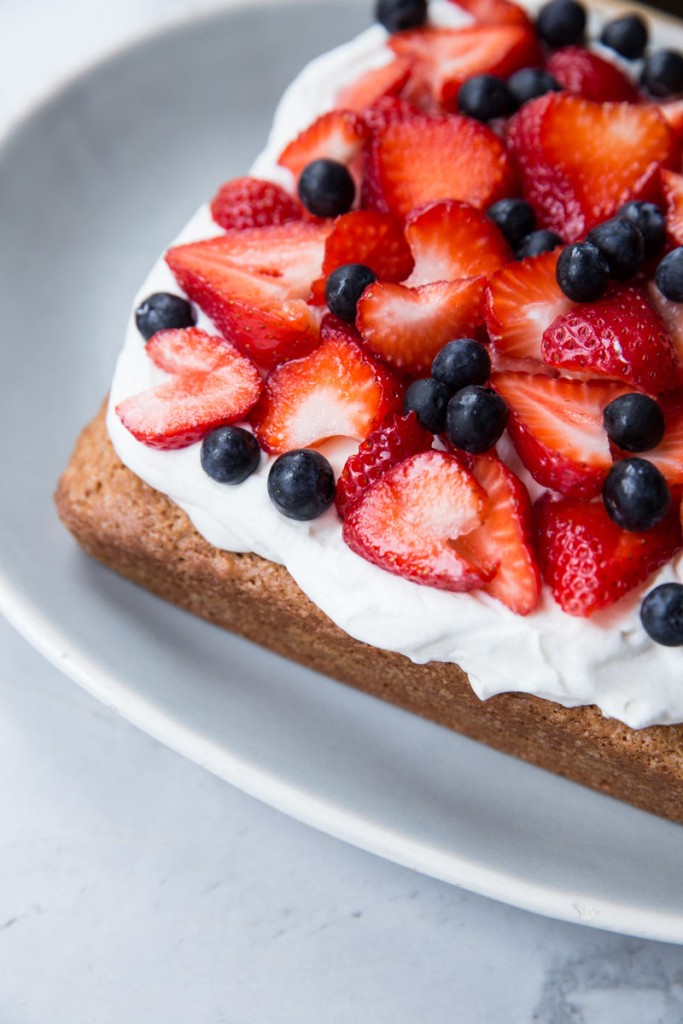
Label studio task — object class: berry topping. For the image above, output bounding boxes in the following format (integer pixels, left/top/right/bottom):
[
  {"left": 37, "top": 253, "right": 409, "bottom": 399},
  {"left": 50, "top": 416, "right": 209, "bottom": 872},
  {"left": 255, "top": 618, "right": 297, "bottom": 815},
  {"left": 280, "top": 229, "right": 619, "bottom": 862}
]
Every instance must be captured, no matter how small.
[
  {"left": 637, "top": 394, "right": 683, "bottom": 490},
  {"left": 487, "top": 198, "right": 536, "bottom": 249},
  {"left": 210, "top": 177, "right": 303, "bottom": 232},
  {"left": 536, "top": 0, "right": 586, "bottom": 49},
  {"left": 404, "top": 377, "right": 452, "bottom": 433},
  {"left": 135, "top": 292, "right": 196, "bottom": 342},
  {"left": 298, "top": 158, "right": 356, "bottom": 218},
  {"left": 445, "top": 385, "right": 509, "bottom": 454},
  {"left": 585, "top": 217, "right": 645, "bottom": 281},
  {"left": 404, "top": 200, "right": 512, "bottom": 287},
  {"left": 200, "top": 426, "right": 261, "bottom": 484},
  {"left": 376, "top": 0, "right": 428, "bottom": 33},
  {"left": 515, "top": 229, "right": 563, "bottom": 260},
  {"left": 445, "top": 0, "right": 532, "bottom": 26},
  {"left": 640, "top": 50, "right": 683, "bottom": 99},
  {"left": 661, "top": 169, "right": 683, "bottom": 249},
  {"left": 618, "top": 200, "right": 667, "bottom": 261},
  {"left": 278, "top": 110, "right": 369, "bottom": 181},
  {"left": 545, "top": 47, "right": 639, "bottom": 104},
  {"left": 507, "top": 68, "right": 562, "bottom": 108},
  {"left": 267, "top": 449, "right": 336, "bottom": 521},
  {"left": 655, "top": 247, "right": 683, "bottom": 303},
  {"left": 604, "top": 394, "right": 666, "bottom": 454},
  {"left": 555, "top": 242, "right": 610, "bottom": 303},
  {"left": 325, "top": 263, "right": 378, "bottom": 322},
  {"left": 432, "top": 338, "right": 491, "bottom": 392},
  {"left": 336, "top": 57, "right": 414, "bottom": 112},
  {"left": 599, "top": 14, "right": 648, "bottom": 61},
  {"left": 641, "top": 584, "right": 683, "bottom": 646},
  {"left": 603, "top": 458, "right": 672, "bottom": 532},
  {"left": 457, "top": 74, "right": 513, "bottom": 121}
]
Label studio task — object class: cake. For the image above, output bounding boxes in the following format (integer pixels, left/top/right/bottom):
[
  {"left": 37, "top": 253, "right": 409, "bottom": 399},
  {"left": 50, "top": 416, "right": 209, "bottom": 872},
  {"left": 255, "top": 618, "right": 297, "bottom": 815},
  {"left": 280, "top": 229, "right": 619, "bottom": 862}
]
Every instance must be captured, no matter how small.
[{"left": 56, "top": 0, "right": 683, "bottom": 822}]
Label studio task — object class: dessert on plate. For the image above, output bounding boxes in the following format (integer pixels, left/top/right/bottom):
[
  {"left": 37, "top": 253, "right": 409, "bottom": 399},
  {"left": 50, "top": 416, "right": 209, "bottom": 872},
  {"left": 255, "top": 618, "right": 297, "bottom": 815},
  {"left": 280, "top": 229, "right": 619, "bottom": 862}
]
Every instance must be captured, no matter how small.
[{"left": 56, "top": 0, "right": 683, "bottom": 822}]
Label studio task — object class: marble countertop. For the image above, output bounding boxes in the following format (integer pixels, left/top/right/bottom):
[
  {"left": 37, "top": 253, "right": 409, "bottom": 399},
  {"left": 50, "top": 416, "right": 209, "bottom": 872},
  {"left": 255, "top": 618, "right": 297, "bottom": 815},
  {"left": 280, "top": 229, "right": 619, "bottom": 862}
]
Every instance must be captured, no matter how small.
[{"left": 3, "top": 2, "right": 683, "bottom": 1021}]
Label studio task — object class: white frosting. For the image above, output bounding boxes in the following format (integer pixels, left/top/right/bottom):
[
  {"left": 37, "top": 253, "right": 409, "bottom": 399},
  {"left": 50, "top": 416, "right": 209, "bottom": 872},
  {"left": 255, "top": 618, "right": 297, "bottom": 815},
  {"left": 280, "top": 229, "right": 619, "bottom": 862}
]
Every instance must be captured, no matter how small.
[{"left": 106, "top": 2, "right": 683, "bottom": 730}]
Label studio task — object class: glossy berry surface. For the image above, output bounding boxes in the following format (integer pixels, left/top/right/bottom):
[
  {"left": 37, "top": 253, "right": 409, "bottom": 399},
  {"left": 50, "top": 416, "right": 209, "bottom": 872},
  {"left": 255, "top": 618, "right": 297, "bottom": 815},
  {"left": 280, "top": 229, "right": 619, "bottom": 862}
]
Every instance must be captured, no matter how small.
[
  {"left": 602, "top": 458, "right": 671, "bottom": 532},
  {"left": 617, "top": 201, "right": 667, "bottom": 261},
  {"left": 457, "top": 75, "right": 513, "bottom": 122},
  {"left": 200, "top": 426, "right": 261, "bottom": 484},
  {"left": 376, "top": 0, "right": 427, "bottom": 33},
  {"left": 298, "top": 159, "right": 355, "bottom": 218},
  {"left": 487, "top": 198, "right": 536, "bottom": 249},
  {"left": 135, "top": 292, "right": 196, "bottom": 341},
  {"left": 556, "top": 242, "right": 610, "bottom": 302},
  {"left": 507, "top": 68, "right": 562, "bottom": 108},
  {"left": 586, "top": 217, "right": 645, "bottom": 281},
  {"left": 641, "top": 583, "right": 683, "bottom": 646},
  {"left": 446, "top": 386, "right": 509, "bottom": 454},
  {"left": 325, "top": 263, "right": 377, "bottom": 322},
  {"left": 536, "top": 0, "right": 586, "bottom": 49},
  {"left": 403, "top": 378, "right": 451, "bottom": 434},
  {"left": 600, "top": 14, "right": 648, "bottom": 60},
  {"left": 655, "top": 247, "right": 683, "bottom": 303},
  {"left": 604, "top": 394, "right": 666, "bottom": 453},
  {"left": 432, "top": 339, "right": 491, "bottom": 393},
  {"left": 267, "top": 449, "right": 336, "bottom": 521},
  {"left": 516, "top": 229, "right": 563, "bottom": 260},
  {"left": 640, "top": 50, "right": 683, "bottom": 98}
]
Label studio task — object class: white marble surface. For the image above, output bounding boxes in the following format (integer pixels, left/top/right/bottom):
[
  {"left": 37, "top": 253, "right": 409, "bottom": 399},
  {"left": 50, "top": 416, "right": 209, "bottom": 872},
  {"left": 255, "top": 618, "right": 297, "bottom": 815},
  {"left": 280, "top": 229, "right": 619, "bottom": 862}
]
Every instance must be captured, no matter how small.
[{"left": 3, "top": 2, "right": 683, "bottom": 1021}]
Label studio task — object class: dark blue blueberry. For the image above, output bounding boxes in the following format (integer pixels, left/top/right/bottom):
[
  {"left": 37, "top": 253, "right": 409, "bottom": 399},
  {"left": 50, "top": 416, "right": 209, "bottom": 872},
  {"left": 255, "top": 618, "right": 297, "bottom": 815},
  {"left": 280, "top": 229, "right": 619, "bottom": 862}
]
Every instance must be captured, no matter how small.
[
  {"left": 602, "top": 458, "right": 671, "bottom": 532},
  {"left": 640, "top": 584, "right": 683, "bottom": 647},
  {"left": 600, "top": 14, "right": 648, "bottom": 60},
  {"left": 655, "top": 247, "right": 683, "bottom": 303},
  {"left": 603, "top": 394, "right": 665, "bottom": 454},
  {"left": 618, "top": 201, "right": 667, "bottom": 260},
  {"left": 487, "top": 198, "right": 536, "bottom": 248},
  {"left": 640, "top": 50, "right": 683, "bottom": 98},
  {"left": 536, "top": 0, "right": 586, "bottom": 48},
  {"left": 403, "top": 378, "right": 451, "bottom": 434},
  {"left": 200, "top": 426, "right": 261, "bottom": 484},
  {"left": 586, "top": 217, "right": 645, "bottom": 281},
  {"left": 556, "top": 242, "right": 610, "bottom": 302},
  {"left": 431, "top": 338, "right": 491, "bottom": 393},
  {"left": 515, "top": 229, "right": 563, "bottom": 260},
  {"left": 457, "top": 74, "right": 513, "bottom": 121},
  {"left": 507, "top": 67, "right": 563, "bottom": 109},
  {"left": 376, "top": 0, "right": 427, "bottom": 32},
  {"left": 298, "top": 159, "right": 355, "bottom": 218},
  {"left": 446, "top": 386, "right": 509, "bottom": 455},
  {"left": 267, "top": 449, "right": 336, "bottom": 521},
  {"left": 135, "top": 292, "right": 196, "bottom": 341},
  {"left": 325, "top": 264, "right": 377, "bottom": 322}
]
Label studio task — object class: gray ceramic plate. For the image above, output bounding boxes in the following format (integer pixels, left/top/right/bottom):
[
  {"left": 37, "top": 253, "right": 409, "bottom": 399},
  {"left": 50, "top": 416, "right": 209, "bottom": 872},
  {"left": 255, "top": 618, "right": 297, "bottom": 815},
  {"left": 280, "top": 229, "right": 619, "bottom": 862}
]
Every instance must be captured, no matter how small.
[{"left": 2, "top": 0, "right": 683, "bottom": 942}]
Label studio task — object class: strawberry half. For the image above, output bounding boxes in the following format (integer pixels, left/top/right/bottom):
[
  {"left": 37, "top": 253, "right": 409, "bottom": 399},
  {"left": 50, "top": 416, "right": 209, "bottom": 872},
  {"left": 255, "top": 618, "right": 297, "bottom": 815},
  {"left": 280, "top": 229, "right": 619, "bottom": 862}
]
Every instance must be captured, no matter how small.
[
  {"left": 661, "top": 168, "right": 683, "bottom": 248},
  {"left": 404, "top": 200, "right": 512, "bottom": 288},
  {"left": 210, "top": 177, "right": 303, "bottom": 232},
  {"left": 342, "top": 450, "right": 493, "bottom": 591},
  {"left": 277, "top": 109, "right": 370, "bottom": 181},
  {"left": 116, "top": 329, "right": 262, "bottom": 450},
  {"left": 356, "top": 277, "right": 486, "bottom": 375},
  {"left": 541, "top": 285, "right": 681, "bottom": 393},
  {"left": 647, "top": 280, "right": 683, "bottom": 368},
  {"left": 491, "top": 372, "right": 632, "bottom": 498},
  {"left": 534, "top": 493, "right": 683, "bottom": 617},
  {"left": 545, "top": 47, "right": 639, "bottom": 103},
  {"left": 336, "top": 57, "right": 414, "bottom": 112},
  {"left": 446, "top": 0, "right": 531, "bottom": 26}
]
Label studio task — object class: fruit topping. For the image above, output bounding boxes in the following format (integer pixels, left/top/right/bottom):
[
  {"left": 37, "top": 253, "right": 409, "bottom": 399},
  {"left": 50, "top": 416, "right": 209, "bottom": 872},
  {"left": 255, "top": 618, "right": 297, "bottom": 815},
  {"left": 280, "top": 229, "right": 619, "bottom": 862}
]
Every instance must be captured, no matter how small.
[
  {"left": 641, "top": 583, "right": 683, "bottom": 646},
  {"left": 298, "top": 158, "right": 356, "bottom": 218},
  {"left": 404, "top": 377, "right": 451, "bottom": 433},
  {"left": 200, "top": 425, "right": 261, "bottom": 484},
  {"left": 585, "top": 217, "right": 645, "bottom": 282},
  {"left": 135, "top": 292, "right": 196, "bottom": 341},
  {"left": 325, "top": 263, "right": 378, "bottom": 322},
  {"left": 599, "top": 14, "right": 648, "bottom": 61},
  {"left": 376, "top": 0, "right": 428, "bottom": 33},
  {"left": 545, "top": 47, "right": 638, "bottom": 104},
  {"left": 602, "top": 458, "right": 671, "bottom": 532},
  {"left": 638, "top": 394, "right": 683, "bottom": 490},
  {"left": 487, "top": 198, "right": 536, "bottom": 250},
  {"left": 555, "top": 242, "right": 610, "bottom": 302},
  {"left": 536, "top": 0, "right": 586, "bottom": 49},
  {"left": 432, "top": 338, "right": 491, "bottom": 392},
  {"left": 457, "top": 73, "right": 513, "bottom": 121},
  {"left": 278, "top": 110, "right": 369, "bottom": 181},
  {"left": 640, "top": 50, "right": 683, "bottom": 99},
  {"left": 267, "top": 449, "right": 336, "bottom": 521},
  {"left": 661, "top": 170, "right": 683, "bottom": 249},
  {"left": 210, "top": 177, "right": 303, "bottom": 232},
  {"left": 618, "top": 200, "right": 667, "bottom": 261},
  {"left": 446, "top": 0, "right": 531, "bottom": 27},
  {"left": 445, "top": 385, "right": 509, "bottom": 454},
  {"left": 336, "top": 57, "right": 414, "bottom": 112},
  {"left": 603, "top": 394, "right": 666, "bottom": 454},
  {"left": 404, "top": 200, "right": 511, "bottom": 287},
  {"left": 515, "top": 230, "right": 563, "bottom": 260},
  {"left": 655, "top": 247, "right": 683, "bottom": 303},
  {"left": 507, "top": 67, "right": 562, "bottom": 108}
]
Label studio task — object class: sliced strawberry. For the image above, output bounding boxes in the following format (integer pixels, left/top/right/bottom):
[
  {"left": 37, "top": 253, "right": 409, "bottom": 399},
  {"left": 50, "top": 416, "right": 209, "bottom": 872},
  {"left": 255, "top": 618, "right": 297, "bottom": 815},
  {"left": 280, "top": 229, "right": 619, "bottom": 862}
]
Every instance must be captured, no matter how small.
[
  {"left": 655, "top": 98, "right": 683, "bottom": 145},
  {"left": 342, "top": 450, "right": 493, "bottom": 591},
  {"left": 404, "top": 200, "right": 511, "bottom": 288},
  {"left": 620, "top": 394, "right": 683, "bottom": 492},
  {"left": 361, "top": 95, "right": 423, "bottom": 135},
  {"left": 484, "top": 249, "right": 574, "bottom": 368},
  {"left": 277, "top": 109, "right": 370, "bottom": 181},
  {"left": 661, "top": 168, "right": 683, "bottom": 248},
  {"left": 335, "top": 411, "right": 433, "bottom": 518},
  {"left": 336, "top": 57, "right": 414, "bottom": 112},
  {"left": 210, "top": 177, "right": 303, "bottom": 232},
  {"left": 508, "top": 93, "right": 675, "bottom": 241},
  {"left": 116, "top": 330, "right": 262, "bottom": 451},
  {"left": 446, "top": 0, "right": 531, "bottom": 26},
  {"left": 541, "top": 285, "right": 680, "bottom": 392},
  {"left": 252, "top": 329, "right": 401, "bottom": 454},
  {"left": 356, "top": 277, "right": 486, "bottom": 375},
  {"left": 545, "top": 47, "right": 639, "bottom": 103},
  {"left": 491, "top": 372, "right": 632, "bottom": 498},
  {"left": 647, "top": 279, "right": 683, "bottom": 368},
  {"left": 362, "top": 112, "right": 517, "bottom": 220},
  {"left": 534, "top": 493, "right": 683, "bottom": 617}
]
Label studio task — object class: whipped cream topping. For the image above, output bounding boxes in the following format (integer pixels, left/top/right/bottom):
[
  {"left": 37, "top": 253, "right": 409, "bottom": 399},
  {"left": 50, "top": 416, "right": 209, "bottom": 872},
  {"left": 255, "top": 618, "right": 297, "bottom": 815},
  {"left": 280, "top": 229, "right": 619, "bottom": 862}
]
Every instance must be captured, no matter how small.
[{"left": 107, "top": 2, "right": 683, "bottom": 730}]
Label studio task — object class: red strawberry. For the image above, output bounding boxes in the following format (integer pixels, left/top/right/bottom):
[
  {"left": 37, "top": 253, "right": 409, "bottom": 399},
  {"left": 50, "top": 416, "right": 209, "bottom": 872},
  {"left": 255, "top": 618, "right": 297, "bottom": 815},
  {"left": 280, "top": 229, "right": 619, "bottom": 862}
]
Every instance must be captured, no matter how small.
[
  {"left": 661, "top": 168, "right": 683, "bottom": 247},
  {"left": 491, "top": 372, "right": 632, "bottom": 498},
  {"left": 541, "top": 285, "right": 680, "bottom": 393},
  {"left": 534, "top": 493, "right": 683, "bottom": 617},
  {"left": 336, "top": 56, "right": 414, "bottom": 112},
  {"left": 252, "top": 327, "right": 401, "bottom": 454},
  {"left": 484, "top": 249, "right": 574, "bottom": 368},
  {"left": 166, "top": 222, "right": 331, "bottom": 369},
  {"left": 342, "top": 450, "right": 493, "bottom": 591},
  {"left": 361, "top": 95, "right": 423, "bottom": 134},
  {"left": 210, "top": 177, "right": 303, "bottom": 232},
  {"left": 622, "top": 394, "right": 683, "bottom": 492},
  {"left": 446, "top": 0, "right": 531, "bottom": 26},
  {"left": 116, "top": 329, "right": 262, "bottom": 450},
  {"left": 404, "top": 200, "right": 511, "bottom": 287},
  {"left": 647, "top": 280, "right": 683, "bottom": 368},
  {"left": 335, "top": 411, "right": 433, "bottom": 519},
  {"left": 545, "top": 47, "right": 639, "bottom": 103},
  {"left": 277, "top": 109, "right": 370, "bottom": 180},
  {"left": 508, "top": 93, "right": 675, "bottom": 241},
  {"left": 356, "top": 277, "right": 486, "bottom": 375},
  {"left": 655, "top": 98, "right": 683, "bottom": 144},
  {"left": 362, "top": 112, "right": 517, "bottom": 220}
]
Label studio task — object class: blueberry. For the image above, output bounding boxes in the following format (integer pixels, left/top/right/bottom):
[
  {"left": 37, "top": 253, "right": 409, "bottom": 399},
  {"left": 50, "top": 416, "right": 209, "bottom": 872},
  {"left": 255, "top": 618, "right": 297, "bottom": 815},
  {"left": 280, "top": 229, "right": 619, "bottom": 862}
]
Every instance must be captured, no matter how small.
[
  {"left": 446, "top": 386, "right": 509, "bottom": 455},
  {"left": 298, "top": 159, "right": 355, "bottom": 218},
  {"left": 617, "top": 201, "right": 667, "bottom": 261},
  {"left": 603, "top": 394, "right": 666, "bottom": 453},
  {"left": 641, "top": 584, "right": 683, "bottom": 647},
  {"left": 586, "top": 217, "right": 645, "bottom": 281},
  {"left": 515, "top": 229, "right": 563, "bottom": 260},
  {"left": 640, "top": 50, "right": 683, "bottom": 99},
  {"left": 267, "top": 449, "right": 336, "bottom": 521},
  {"left": 432, "top": 339, "right": 491, "bottom": 393},
  {"left": 655, "top": 247, "right": 683, "bottom": 303},
  {"left": 135, "top": 292, "right": 196, "bottom": 341},
  {"left": 507, "top": 68, "right": 563, "bottom": 109},
  {"left": 602, "top": 458, "right": 671, "bottom": 532},
  {"left": 376, "top": 0, "right": 427, "bottom": 32},
  {"left": 200, "top": 426, "right": 261, "bottom": 484},
  {"left": 556, "top": 242, "right": 610, "bottom": 302},
  {"left": 457, "top": 74, "right": 513, "bottom": 121},
  {"left": 325, "top": 263, "right": 377, "bottom": 322},
  {"left": 537, "top": 0, "right": 587, "bottom": 49},
  {"left": 600, "top": 14, "right": 648, "bottom": 61},
  {"left": 487, "top": 198, "right": 536, "bottom": 248},
  {"left": 403, "top": 378, "right": 451, "bottom": 433}
]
